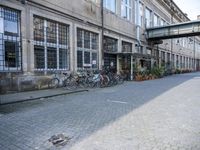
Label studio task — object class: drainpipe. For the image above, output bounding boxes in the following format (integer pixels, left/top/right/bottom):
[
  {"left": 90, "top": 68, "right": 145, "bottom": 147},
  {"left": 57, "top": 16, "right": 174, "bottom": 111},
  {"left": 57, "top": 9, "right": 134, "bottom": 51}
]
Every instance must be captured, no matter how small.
[
  {"left": 170, "top": 14, "right": 173, "bottom": 70},
  {"left": 135, "top": 0, "right": 141, "bottom": 49},
  {"left": 101, "top": 0, "right": 104, "bottom": 69},
  {"left": 133, "top": 0, "right": 141, "bottom": 80}
]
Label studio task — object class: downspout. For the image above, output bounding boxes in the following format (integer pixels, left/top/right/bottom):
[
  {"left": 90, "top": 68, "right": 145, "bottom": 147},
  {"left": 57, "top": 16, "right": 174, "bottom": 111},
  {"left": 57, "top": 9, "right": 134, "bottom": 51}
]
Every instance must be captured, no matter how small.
[
  {"left": 170, "top": 13, "right": 173, "bottom": 70},
  {"left": 132, "top": 0, "right": 141, "bottom": 80},
  {"left": 101, "top": 0, "right": 104, "bottom": 69},
  {"left": 135, "top": 0, "right": 141, "bottom": 49}
]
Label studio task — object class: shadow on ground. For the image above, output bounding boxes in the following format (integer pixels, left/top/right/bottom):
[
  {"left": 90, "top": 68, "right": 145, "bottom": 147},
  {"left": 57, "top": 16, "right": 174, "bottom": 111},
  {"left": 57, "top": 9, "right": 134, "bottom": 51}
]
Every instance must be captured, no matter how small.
[{"left": 0, "top": 72, "right": 199, "bottom": 149}]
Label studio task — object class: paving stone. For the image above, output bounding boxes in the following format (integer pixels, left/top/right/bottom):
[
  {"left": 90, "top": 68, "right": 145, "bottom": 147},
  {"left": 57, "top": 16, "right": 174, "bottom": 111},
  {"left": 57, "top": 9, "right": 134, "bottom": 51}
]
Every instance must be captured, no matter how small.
[{"left": 0, "top": 73, "right": 200, "bottom": 150}]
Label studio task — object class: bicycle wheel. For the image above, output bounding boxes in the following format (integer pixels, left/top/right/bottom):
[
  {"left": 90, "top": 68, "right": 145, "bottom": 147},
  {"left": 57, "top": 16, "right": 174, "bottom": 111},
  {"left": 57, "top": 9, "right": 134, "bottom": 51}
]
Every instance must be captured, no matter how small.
[
  {"left": 94, "top": 81, "right": 101, "bottom": 88},
  {"left": 100, "top": 75, "right": 109, "bottom": 87},
  {"left": 63, "top": 78, "right": 78, "bottom": 90},
  {"left": 48, "top": 78, "right": 59, "bottom": 88},
  {"left": 84, "top": 76, "right": 93, "bottom": 88},
  {"left": 78, "top": 77, "right": 87, "bottom": 88},
  {"left": 115, "top": 74, "right": 124, "bottom": 84}
]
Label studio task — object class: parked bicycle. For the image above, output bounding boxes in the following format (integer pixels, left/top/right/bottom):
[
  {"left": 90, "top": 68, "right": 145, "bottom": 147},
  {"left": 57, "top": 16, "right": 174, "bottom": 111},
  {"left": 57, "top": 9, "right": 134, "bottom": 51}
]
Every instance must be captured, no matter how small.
[
  {"left": 103, "top": 67, "right": 124, "bottom": 86},
  {"left": 48, "top": 71, "right": 77, "bottom": 90},
  {"left": 85, "top": 70, "right": 102, "bottom": 88},
  {"left": 48, "top": 68, "right": 124, "bottom": 90}
]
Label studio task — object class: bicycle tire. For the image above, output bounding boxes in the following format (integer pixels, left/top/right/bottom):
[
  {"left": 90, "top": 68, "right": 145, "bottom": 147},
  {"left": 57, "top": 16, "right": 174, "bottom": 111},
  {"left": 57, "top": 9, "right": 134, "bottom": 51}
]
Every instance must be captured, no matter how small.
[
  {"left": 94, "top": 81, "right": 101, "bottom": 88},
  {"left": 63, "top": 78, "right": 78, "bottom": 90},
  {"left": 100, "top": 75, "right": 109, "bottom": 87},
  {"left": 116, "top": 75, "right": 124, "bottom": 84},
  {"left": 48, "top": 78, "right": 59, "bottom": 88}
]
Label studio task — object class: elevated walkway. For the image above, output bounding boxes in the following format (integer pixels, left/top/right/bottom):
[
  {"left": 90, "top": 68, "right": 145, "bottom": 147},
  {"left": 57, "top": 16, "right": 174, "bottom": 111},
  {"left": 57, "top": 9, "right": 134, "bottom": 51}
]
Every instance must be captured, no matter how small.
[{"left": 146, "top": 20, "right": 200, "bottom": 40}]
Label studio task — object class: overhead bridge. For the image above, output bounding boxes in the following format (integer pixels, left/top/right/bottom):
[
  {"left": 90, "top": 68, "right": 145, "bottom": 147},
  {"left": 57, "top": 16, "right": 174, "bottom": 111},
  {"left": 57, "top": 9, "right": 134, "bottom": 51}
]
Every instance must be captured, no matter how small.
[{"left": 146, "top": 20, "right": 200, "bottom": 40}]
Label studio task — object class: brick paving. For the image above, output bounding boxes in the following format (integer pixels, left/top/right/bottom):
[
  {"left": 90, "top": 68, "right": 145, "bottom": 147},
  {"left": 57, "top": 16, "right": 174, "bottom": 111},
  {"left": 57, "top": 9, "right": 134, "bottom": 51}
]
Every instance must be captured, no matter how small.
[{"left": 0, "top": 72, "right": 200, "bottom": 150}]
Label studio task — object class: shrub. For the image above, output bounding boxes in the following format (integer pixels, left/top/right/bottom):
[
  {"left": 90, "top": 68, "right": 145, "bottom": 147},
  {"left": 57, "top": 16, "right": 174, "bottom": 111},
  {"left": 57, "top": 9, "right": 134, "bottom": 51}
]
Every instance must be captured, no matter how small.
[
  {"left": 150, "top": 66, "right": 165, "bottom": 78},
  {"left": 175, "top": 69, "right": 181, "bottom": 74}
]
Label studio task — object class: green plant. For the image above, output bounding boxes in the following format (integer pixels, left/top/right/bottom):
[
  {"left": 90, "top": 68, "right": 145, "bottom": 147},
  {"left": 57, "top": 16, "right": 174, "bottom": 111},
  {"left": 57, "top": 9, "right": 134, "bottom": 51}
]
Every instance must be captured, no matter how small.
[
  {"left": 175, "top": 69, "right": 181, "bottom": 74},
  {"left": 134, "top": 65, "right": 167, "bottom": 81},
  {"left": 150, "top": 66, "right": 165, "bottom": 78}
]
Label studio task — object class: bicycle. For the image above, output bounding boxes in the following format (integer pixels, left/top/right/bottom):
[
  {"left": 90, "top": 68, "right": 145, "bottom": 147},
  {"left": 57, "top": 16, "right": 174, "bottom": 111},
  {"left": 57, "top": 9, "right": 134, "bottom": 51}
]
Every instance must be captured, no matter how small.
[
  {"left": 48, "top": 71, "right": 77, "bottom": 90},
  {"left": 84, "top": 70, "right": 101, "bottom": 88}
]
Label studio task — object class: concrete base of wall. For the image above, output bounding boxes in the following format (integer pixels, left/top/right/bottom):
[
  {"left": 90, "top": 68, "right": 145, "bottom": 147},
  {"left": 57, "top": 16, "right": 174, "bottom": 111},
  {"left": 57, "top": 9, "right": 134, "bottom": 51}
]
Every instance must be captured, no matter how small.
[{"left": 0, "top": 72, "right": 52, "bottom": 94}]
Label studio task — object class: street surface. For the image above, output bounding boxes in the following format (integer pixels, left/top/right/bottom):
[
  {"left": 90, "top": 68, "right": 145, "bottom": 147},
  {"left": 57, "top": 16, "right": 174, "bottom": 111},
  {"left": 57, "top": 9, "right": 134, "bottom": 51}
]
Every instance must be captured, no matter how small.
[{"left": 0, "top": 72, "right": 200, "bottom": 150}]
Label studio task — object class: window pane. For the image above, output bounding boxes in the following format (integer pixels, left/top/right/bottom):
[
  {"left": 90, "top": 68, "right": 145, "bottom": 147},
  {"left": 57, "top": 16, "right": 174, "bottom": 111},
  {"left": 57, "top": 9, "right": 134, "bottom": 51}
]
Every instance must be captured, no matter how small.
[
  {"left": 104, "top": 0, "right": 116, "bottom": 12},
  {"left": 33, "top": 16, "right": 70, "bottom": 70},
  {"left": 84, "top": 51, "right": 90, "bottom": 64},
  {"left": 84, "top": 31, "right": 90, "bottom": 49},
  {"left": 92, "top": 52, "right": 97, "bottom": 68},
  {"left": 0, "top": 7, "right": 21, "bottom": 71},
  {"left": 77, "top": 28, "right": 99, "bottom": 69},
  {"left": 59, "top": 24, "right": 68, "bottom": 45},
  {"left": 47, "top": 47, "right": 57, "bottom": 69},
  {"left": 5, "top": 41, "right": 19, "bottom": 67},
  {"left": 147, "top": 48, "right": 152, "bottom": 55},
  {"left": 160, "top": 19, "right": 165, "bottom": 26},
  {"left": 59, "top": 48, "right": 68, "bottom": 69},
  {"left": 154, "top": 14, "right": 159, "bottom": 27},
  {"left": 104, "top": 36, "right": 118, "bottom": 52},
  {"left": 91, "top": 32, "right": 98, "bottom": 50},
  {"left": 121, "top": 5, "right": 126, "bottom": 17},
  {"left": 77, "top": 29, "right": 83, "bottom": 48},
  {"left": 34, "top": 46, "right": 45, "bottom": 69},
  {"left": 77, "top": 50, "right": 83, "bottom": 68},
  {"left": 4, "top": 8, "right": 19, "bottom": 34},
  {"left": 139, "top": 2, "right": 143, "bottom": 26},
  {"left": 47, "top": 21, "right": 56, "bottom": 43},
  {"left": 5, "top": 21, "right": 18, "bottom": 34},
  {"left": 110, "top": 0, "right": 116, "bottom": 12},
  {"left": 161, "top": 52, "right": 165, "bottom": 61},
  {"left": 104, "top": 53, "right": 117, "bottom": 70},
  {"left": 122, "top": 41, "right": 132, "bottom": 52},
  {"left": 145, "top": 8, "right": 151, "bottom": 27},
  {"left": 121, "top": 0, "right": 131, "bottom": 20},
  {"left": 34, "top": 17, "right": 44, "bottom": 42}
]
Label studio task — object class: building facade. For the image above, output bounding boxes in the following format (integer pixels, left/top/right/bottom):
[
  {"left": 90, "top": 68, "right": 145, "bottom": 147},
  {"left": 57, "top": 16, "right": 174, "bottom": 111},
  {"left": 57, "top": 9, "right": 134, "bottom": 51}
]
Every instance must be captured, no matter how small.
[{"left": 0, "top": 0, "right": 200, "bottom": 93}]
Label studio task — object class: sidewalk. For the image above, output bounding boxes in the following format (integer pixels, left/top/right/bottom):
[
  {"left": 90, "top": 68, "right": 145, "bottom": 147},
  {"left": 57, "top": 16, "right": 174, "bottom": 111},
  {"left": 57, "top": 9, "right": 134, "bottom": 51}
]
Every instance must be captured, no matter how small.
[{"left": 0, "top": 88, "right": 88, "bottom": 105}]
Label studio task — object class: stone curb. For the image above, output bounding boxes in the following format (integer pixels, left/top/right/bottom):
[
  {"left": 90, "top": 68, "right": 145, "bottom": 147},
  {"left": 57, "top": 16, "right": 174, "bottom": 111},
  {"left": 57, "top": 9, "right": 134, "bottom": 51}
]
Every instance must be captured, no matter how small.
[{"left": 0, "top": 89, "right": 89, "bottom": 105}]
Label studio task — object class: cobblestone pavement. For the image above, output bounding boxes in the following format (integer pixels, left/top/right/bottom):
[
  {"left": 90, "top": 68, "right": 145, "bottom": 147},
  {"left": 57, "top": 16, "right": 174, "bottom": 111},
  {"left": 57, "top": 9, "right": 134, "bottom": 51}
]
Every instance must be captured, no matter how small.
[{"left": 0, "top": 73, "right": 200, "bottom": 150}]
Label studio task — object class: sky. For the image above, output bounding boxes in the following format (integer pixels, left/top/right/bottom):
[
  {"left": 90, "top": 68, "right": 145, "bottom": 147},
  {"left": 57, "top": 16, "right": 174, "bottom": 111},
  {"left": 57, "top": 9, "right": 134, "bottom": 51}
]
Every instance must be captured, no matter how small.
[{"left": 173, "top": 0, "right": 200, "bottom": 20}]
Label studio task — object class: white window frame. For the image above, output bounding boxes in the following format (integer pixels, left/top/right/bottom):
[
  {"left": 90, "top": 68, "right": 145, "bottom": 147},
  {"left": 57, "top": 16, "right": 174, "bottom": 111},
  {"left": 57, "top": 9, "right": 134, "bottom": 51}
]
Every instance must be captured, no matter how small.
[
  {"left": 104, "top": 0, "right": 116, "bottom": 13},
  {"left": 0, "top": 7, "right": 21, "bottom": 71},
  {"left": 145, "top": 7, "right": 152, "bottom": 28},
  {"left": 77, "top": 28, "right": 99, "bottom": 69},
  {"left": 33, "top": 16, "right": 70, "bottom": 71},
  {"left": 153, "top": 13, "right": 159, "bottom": 27},
  {"left": 138, "top": 2, "right": 144, "bottom": 27},
  {"left": 160, "top": 18, "right": 165, "bottom": 26},
  {"left": 121, "top": 0, "right": 132, "bottom": 21}
]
